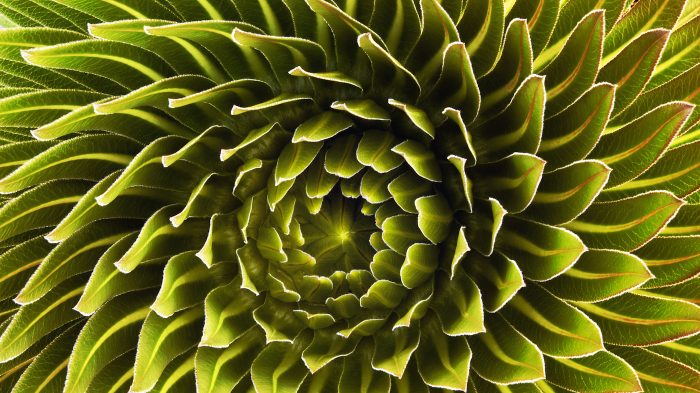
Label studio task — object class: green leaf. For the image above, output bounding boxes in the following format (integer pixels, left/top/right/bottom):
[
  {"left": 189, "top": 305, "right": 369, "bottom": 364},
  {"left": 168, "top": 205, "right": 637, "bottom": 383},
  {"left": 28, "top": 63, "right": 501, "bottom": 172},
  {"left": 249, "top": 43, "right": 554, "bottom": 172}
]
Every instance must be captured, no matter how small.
[
  {"left": 64, "top": 291, "right": 152, "bottom": 393},
  {"left": 359, "top": 279, "right": 407, "bottom": 310},
  {"left": 564, "top": 191, "right": 684, "bottom": 251},
  {"left": 497, "top": 217, "right": 586, "bottom": 281},
  {"left": 0, "top": 89, "right": 105, "bottom": 128},
  {"left": 458, "top": 0, "right": 505, "bottom": 77},
  {"left": 10, "top": 322, "right": 81, "bottom": 393},
  {"left": 463, "top": 198, "right": 506, "bottom": 256},
  {"left": 131, "top": 306, "right": 204, "bottom": 392},
  {"left": 422, "top": 42, "right": 480, "bottom": 123},
  {"left": 292, "top": 111, "right": 353, "bottom": 143},
  {"left": 251, "top": 333, "right": 310, "bottom": 393},
  {"left": 358, "top": 33, "right": 420, "bottom": 101},
  {"left": 462, "top": 251, "right": 524, "bottom": 312},
  {"left": 602, "top": 0, "right": 684, "bottom": 67},
  {"left": 575, "top": 292, "right": 700, "bottom": 345},
  {"left": 649, "top": 14, "right": 700, "bottom": 89},
  {"left": 195, "top": 327, "right": 265, "bottom": 393},
  {"left": 0, "top": 140, "right": 56, "bottom": 180},
  {"left": 414, "top": 194, "right": 452, "bottom": 244},
  {"left": 661, "top": 203, "right": 700, "bottom": 236},
  {"left": 170, "top": 173, "right": 238, "bottom": 227},
  {"left": 592, "top": 102, "right": 693, "bottom": 187},
  {"left": 339, "top": 340, "right": 391, "bottom": 393},
  {"left": 387, "top": 99, "right": 435, "bottom": 139},
  {"left": 387, "top": 172, "right": 433, "bottom": 214},
  {"left": 0, "top": 236, "right": 53, "bottom": 302},
  {"left": 381, "top": 214, "right": 426, "bottom": 255},
  {"left": 612, "top": 346, "right": 700, "bottom": 392},
  {"left": 275, "top": 141, "right": 323, "bottom": 184},
  {"left": 544, "top": 350, "right": 642, "bottom": 393},
  {"left": 542, "top": 10, "right": 604, "bottom": 115},
  {"left": 0, "top": 134, "right": 137, "bottom": 194},
  {"left": 201, "top": 279, "right": 262, "bottom": 348},
  {"left": 600, "top": 141, "right": 700, "bottom": 200},
  {"left": 471, "top": 153, "right": 545, "bottom": 213},
  {"left": 0, "top": 180, "right": 89, "bottom": 244},
  {"left": 324, "top": 133, "right": 364, "bottom": 178},
  {"left": 0, "top": 274, "right": 84, "bottom": 362},
  {"left": 330, "top": 99, "right": 391, "bottom": 122},
  {"left": 647, "top": 335, "right": 700, "bottom": 371},
  {"left": 538, "top": 83, "right": 615, "bottom": 169},
  {"left": 467, "top": 314, "right": 545, "bottom": 385},
  {"left": 22, "top": 40, "right": 173, "bottom": 89},
  {"left": 407, "top": 0, "right": 460, "bottom": 84},
  {"left": 521, "top": 160, "right": 611, "bottom": 225},
  {"left": 507, "top": 0, "right": 559, "bottom": 57},
  {"left": 15, "top": 220, "right": 133, "bottom": 305},
  {"left": 543, "top": 249, "right": 653, "bottom": 302},
  {"left": 300, "top": 328, "right": 358, "bottom": 372},
  {"left": 114, "top": 205, "right": 208, "bottom": 273},
  {"left": 599, "top": 29, "right": 670, "bottom": 115},
  {"left": 415, "top": 312, "right": 471, "bottom": 391},
  {"left": 391, "top": 140, "right": 441, "bottom": 182},
  {"left": 635, "top": 236, "right": 700, "bottom": 288},
  {"left": 74, "top": 233, "right": 162, "bottom": 315},
  {"left": 400, "top": 243, "right": 439, "bottom": 289},
  {"left": 472, "top": 75, "right": 545, "bottom": 162},
  {"left": 356, "top": 130, "right": 402, "bottom": 173},
  {"left": 500, "top": 284, "right": 603, "bottom": 357},
  {"left": 431, "top": 270, "right": 484, "bottom": 336},
  {"left": 253, "top": 296, "right": 305, "bottom": 342},
  {"left": 372, "top": 325, "right": 420, "bottom": 377},
  {"left": 49, "top": 0, "right": 178, "bottom": 21},
  {"left": 94, "top": 137, "right": 195, "bottom": 206},
  {"left": 152, "top": 251, "right": 233, "bottom": 318},
  {"left": 232, "top": 28, "right": 325, "bottom": 86},
  {"left": 477, "top": 19, "right": 533, "bottom": 113},
  {"left": 47, "top": 171, "right": 169, "bottom": 243}
]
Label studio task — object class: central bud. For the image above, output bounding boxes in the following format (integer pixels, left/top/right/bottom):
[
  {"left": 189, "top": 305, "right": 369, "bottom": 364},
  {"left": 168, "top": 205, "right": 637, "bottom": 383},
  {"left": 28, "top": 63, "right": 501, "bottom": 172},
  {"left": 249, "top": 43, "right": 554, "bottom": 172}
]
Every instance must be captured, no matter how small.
[{"left": 297, "top": 191, "right": 375, "bottom": 275}]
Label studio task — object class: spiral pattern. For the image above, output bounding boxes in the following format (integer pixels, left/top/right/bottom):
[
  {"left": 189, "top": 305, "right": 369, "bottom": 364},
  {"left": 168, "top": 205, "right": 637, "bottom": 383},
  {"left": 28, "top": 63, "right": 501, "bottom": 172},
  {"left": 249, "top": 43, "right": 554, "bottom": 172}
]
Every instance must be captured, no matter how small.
[{"left": 0, "top": 0, "right": 698, "bottom": 392}]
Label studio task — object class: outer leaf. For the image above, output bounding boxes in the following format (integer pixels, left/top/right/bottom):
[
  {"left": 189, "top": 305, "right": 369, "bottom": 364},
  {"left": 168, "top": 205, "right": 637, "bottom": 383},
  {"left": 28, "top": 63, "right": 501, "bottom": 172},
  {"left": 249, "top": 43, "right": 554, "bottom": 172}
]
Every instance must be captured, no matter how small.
[
  {"left": 201, "top": 279, "right": 262, "bottom": 348},
  {"left": 10, "top": 322, "right": 81, "bottom": 393},
  {"left": 612, "top": 346, "right": 700, "bottom": 392},
  {"left": 635, "top": 236, "right": 700, "bottom": 288},
  {"left": 538, "top": 83, "right": 615, "bottom": 168},
  {"left": 650, "top": 14, "right": 700, "bottom": 89},
  {"left": 497, "top": 217, "right": 586, "bottom": 281},
  {"left": 593, "top": 102, "right": 694, "bottom": 187},
  {"left": 472, "top": 76, "right": 545, "bottom": 162},
  {"left": 0, "top": 275, "right": 84, "bottom": 362},
  {"left": 540, "top": 10, "right": 604, "bottom": 115},
  {"left": 470, "top": 152, "right": 545, "bottom": 213},
  {"left": 130, "top": 306, "right": 204, "bottom": 392},
  {"left": 467, "top": 314, "right": 545, "bottom": 385},
  {"left": 64, "top": 291, "right": 152, "bottom": 393},
  {"left": 195, "top": 327, "right": 265, "bottom": 393},
  {"left": 575, "top": 292, "right": 700, "bottom": 345},
  {"left": 339, "top": 340, "right": 391, "bottom": 393},
  {"left": 521, "top": 160, "right": 611, "bottom": 225},
  {"left": 371, "top": 325, "right": 420, "bottom": 377},
  {"left": 15, "top": 220, "right": 133, "bottom": 304},
  {"left": 543, "top": 250, "right": 653, "bottom": 302},
  {"left": 0, "top": 134, "right": 137, "bottom": 193},
  {"left": 0, "top": 89, "right": 105, "bottom": 128},
  {"left": 598, "top": 29, "right": 670, "bottom": 115},
  {"left": 544, "top": 351, "right": 642, "bottom": 393},
  {"left": 76, "top": 238, "right": 160, "bottom": 313},
  {"left": 430, "top": 270, "right": 485, "bottom": 336},
  {"left": 0, "top": 236, "right": 53, "bottom": 302},
  {"left": 499, "top": 284, "right": 604, "bottom": 357},
  {"left": 462, "top": 251, "right": 525, "bottom": 312},
  {"left": 458, "top": 0, "right": 505, "bottom": 77},
  {"left": 601, "top": 140, "right": 700, "bottom": 200},
  {"left": 251, "top": 333, "right": 310, "bottom": 393},
  {"left": 415, "top": 312, "right": 471, "bottom": 390},
  {"left": 564, "top": 191, "right": 684, "bottom": 251}
]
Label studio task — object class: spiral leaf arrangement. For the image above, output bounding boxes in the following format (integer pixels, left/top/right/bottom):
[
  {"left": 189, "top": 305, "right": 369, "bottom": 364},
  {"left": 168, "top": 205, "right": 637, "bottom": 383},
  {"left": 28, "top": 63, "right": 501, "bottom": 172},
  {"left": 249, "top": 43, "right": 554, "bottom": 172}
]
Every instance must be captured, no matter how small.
[{"left": 0, "top": 0, "right": 698, "bottom": 392}]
